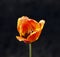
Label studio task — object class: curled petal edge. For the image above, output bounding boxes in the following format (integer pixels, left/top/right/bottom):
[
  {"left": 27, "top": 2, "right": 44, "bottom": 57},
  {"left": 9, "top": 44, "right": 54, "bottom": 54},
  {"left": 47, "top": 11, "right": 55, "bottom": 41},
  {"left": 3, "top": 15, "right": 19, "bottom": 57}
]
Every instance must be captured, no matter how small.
[
  {"left": 16, "top": 36, "right": 26, "bottom": 41},
  {"left": 39, "top": 20, "right": 45, "bottom": 30}
]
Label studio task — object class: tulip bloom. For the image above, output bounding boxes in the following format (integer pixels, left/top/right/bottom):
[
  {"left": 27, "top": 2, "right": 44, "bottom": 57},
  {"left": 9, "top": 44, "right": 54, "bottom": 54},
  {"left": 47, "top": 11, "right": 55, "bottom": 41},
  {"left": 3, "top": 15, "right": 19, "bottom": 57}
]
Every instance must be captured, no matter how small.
[{"left": 16, "top": 16, "right": 45, "bottom": 44}]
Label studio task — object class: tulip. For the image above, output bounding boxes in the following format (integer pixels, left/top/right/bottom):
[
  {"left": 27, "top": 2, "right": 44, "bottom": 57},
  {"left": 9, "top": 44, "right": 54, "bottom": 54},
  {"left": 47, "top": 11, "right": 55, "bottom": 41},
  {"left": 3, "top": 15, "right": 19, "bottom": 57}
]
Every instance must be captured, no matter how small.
[{"left": 16, "top": 16, "right": 45, "bottom": 44}]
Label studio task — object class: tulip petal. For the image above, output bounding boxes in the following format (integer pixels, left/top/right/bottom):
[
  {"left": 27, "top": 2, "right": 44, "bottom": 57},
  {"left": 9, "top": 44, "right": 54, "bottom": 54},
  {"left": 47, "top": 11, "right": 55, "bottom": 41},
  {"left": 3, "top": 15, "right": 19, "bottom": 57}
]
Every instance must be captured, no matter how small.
[
  {"left": 39, "top": 20, "right": 45, "bottom": 30},
  {"left": 17, "top": 16, "right": 30, "bottom": 35},
  {"left": 17, "top": 18, "right": 22, "bottom": 33},
  {"left": 29, "top": 19, "right": 40, "bottom": 31},
  {"left": 16, "top": 36, "right": 26, "bottom": 41},
  {"left": 26, "top": 30, "right": 41, "bottom": 43}
]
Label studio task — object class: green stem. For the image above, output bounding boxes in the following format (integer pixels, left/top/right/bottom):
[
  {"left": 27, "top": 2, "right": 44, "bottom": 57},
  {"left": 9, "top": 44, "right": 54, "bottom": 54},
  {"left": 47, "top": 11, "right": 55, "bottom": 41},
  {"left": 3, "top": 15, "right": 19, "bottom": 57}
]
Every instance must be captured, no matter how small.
[{"left": 29, "top": 44, "right": 32, "bottom": 57}]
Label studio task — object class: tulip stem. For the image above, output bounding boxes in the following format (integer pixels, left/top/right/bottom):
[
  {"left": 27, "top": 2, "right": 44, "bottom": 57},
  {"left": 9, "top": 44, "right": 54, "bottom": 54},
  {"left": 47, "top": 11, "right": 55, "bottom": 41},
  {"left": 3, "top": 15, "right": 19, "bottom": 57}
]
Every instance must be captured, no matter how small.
[{"left": 29, "top": 44, "right": 32, "bottom": 57}]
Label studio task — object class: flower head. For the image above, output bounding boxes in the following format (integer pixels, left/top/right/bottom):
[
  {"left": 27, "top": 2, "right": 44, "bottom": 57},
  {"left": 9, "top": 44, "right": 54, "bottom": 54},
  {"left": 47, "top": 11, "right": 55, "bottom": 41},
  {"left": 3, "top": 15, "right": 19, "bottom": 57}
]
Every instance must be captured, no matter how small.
[{"left": 16, "top": 16, "right": 45, "bottom": 44}]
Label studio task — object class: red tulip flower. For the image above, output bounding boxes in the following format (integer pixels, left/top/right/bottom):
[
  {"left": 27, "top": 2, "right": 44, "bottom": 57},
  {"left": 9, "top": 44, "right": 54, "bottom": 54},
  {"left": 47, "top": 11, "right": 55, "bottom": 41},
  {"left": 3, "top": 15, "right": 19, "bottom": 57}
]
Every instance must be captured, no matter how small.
[{"left": 16, "top": 16, "right": 45, "bottom": 44}]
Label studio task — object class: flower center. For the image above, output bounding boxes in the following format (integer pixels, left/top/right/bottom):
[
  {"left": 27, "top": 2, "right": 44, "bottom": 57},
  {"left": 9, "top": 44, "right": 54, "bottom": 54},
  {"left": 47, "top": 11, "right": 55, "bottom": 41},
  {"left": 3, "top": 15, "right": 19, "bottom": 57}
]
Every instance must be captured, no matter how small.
[
  {"left": 22, "top": 33, "right": 30, "bottom": 38},
  {"left": 22, "top": 31, "right": 33, "bottom": 38}
]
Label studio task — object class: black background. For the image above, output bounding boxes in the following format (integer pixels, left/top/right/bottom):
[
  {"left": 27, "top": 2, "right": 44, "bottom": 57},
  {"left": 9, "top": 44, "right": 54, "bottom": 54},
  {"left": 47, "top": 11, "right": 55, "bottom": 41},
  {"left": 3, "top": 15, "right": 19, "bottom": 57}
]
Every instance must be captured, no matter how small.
[{"left": 0, "top": 0, "right": 60, "bottom": 57}]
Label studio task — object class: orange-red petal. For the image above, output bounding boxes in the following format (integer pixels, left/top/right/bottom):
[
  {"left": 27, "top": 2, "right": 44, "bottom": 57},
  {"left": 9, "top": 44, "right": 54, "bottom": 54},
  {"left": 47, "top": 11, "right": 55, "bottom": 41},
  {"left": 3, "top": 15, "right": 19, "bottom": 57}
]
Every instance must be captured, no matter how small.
[
  {"left": 24, "top": 30, "right": 41, "bottom": 43},
  {"left": 29, "top": 19, "right": 40, "bottom": 31},
  {"left": 17, "top": 16, "right": 29, "bottom": 34},
  {"left": 20, "top": 20, "right": 32, "bottom": 36}
]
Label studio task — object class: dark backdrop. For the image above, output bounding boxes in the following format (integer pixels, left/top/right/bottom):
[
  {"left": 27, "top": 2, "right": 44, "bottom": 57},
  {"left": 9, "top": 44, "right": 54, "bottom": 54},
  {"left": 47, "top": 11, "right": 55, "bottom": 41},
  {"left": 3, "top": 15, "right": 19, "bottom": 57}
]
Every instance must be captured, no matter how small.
[{"left": 0, "top": 0, "right": 60, "bottom": 57}]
